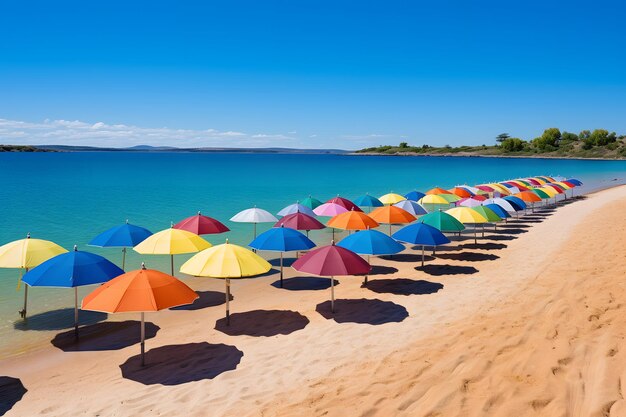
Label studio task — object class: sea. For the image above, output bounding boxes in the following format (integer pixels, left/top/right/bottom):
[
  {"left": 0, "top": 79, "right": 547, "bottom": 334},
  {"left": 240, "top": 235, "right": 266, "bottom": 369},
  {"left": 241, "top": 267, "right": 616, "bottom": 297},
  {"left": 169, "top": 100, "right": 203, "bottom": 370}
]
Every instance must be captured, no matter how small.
[{"left": 1, "top": 151, "right": 625, "bottom": 357}]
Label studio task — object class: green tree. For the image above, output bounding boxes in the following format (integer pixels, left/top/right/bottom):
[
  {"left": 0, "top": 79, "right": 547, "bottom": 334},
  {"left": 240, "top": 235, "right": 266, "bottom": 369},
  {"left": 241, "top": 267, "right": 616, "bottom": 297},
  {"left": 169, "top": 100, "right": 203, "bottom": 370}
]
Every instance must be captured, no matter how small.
[
  {"left": 561, "top": 131, "right": 579, "bottom": 142},
  {"left": 588, "top": 129, "right": 616, "bottom": 146},
  {"left": 532, "top": 128, "right": 561, "bottom": 150},
  {"left": 496, "top": 133, "right": 510, "bottom": 143},
  {"left": 501, "top": 138, "right": 526, "bottom": 152},
  {"left": 399, "top": 142, "right": 408, "bottom": 148},
  {"left": 579, "top": 130, "right": 591, "bottom": 140}
]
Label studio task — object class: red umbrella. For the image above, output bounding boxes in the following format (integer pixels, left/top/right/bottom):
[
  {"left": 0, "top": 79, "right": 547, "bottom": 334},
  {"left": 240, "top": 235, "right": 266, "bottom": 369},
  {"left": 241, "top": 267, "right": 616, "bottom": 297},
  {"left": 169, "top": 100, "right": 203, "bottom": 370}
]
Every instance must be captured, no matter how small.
[
  {"left": 292, "top": 243, "right": 370, "bottom": 312},
  {"left": 173, "top": 211, "right": 229, "bottom": 235},
  {"left": 471, "top": 194, "right": 487, "bottom": 201},
  {"left": 274, "top": 212, "right": 325, "bottom": 231},
  {"left": 326, "top": 196, "right": 362, "bottom": 212}
]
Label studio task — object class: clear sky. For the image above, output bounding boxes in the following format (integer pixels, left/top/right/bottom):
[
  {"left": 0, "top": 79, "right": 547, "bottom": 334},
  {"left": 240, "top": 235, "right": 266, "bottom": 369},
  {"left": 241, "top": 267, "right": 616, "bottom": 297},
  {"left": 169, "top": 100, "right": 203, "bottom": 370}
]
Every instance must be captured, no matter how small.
[{"left": 1, "top": 0, "right": 625, "bottom": 149}]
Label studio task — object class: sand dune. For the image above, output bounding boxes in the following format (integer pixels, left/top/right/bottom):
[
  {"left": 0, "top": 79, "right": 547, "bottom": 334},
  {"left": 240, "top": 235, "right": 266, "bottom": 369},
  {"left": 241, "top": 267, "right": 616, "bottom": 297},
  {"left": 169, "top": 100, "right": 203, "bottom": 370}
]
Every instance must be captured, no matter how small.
[{"left": 1, "top": 186, "right": 625, "bottom": 417}]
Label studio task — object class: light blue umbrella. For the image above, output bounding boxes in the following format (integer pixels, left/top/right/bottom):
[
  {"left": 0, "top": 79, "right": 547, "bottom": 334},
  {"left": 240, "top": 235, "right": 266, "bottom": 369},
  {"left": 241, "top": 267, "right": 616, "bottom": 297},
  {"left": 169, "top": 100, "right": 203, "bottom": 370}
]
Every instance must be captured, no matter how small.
[
  {"left": 277, "top": 202, "right": 316, "bottom": 218},
  {"left": 353, "top": 194, "right": 384, "bottom": 210},
  {"left": 249, "top": 226, "right": 315, "bottom": 287},
  {"left": 337, "top": 229, "right": 404, "bottom": 284},
  {"left": 393, "top": 200, "right": 427, "bottom": 216},
  {"left": 89, "top": 220, "right": 153, "bottom": 270},
  {"left": 392, "top": 222, "right": 450, "bottom": 266},
  {"left": 22, "top": 246, "right": 123, "bottom": 337}
]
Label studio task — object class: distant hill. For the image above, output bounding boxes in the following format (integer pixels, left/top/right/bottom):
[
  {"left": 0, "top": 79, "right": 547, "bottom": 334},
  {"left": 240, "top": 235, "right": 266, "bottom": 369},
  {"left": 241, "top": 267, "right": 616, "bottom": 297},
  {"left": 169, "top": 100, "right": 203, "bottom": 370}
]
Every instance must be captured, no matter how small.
[{"left": 35, "top": 144, "right": 350, "bottom": 154}]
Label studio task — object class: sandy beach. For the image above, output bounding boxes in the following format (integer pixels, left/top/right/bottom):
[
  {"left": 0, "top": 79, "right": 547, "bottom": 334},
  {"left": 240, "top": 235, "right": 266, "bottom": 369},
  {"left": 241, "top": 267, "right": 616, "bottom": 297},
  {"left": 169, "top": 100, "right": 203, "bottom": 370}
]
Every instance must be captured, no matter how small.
[{"left": 2, "top": 185, "right": 625, "bottom": 417}]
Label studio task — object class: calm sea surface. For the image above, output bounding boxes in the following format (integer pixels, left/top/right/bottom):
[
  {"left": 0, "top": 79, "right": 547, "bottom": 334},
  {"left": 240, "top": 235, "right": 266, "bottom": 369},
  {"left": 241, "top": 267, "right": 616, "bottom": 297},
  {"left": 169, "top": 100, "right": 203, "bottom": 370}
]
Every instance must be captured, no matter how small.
[{"left": 1, "top": 152, "right": 625, "bottom": 357}]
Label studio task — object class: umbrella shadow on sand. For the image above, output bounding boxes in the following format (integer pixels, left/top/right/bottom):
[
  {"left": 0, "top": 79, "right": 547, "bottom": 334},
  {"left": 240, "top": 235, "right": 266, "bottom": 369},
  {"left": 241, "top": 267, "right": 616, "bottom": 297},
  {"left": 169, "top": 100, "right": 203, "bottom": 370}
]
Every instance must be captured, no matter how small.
[
  {"left": 170, "top": 291, "right": 232, "bottom": 311},
  {"left": 418, "top": 264, "right": 479, "bottom": 276},
  {"left": 316, "top": 299, "right": 408, "bottom": 325},
  {"left": 269, "top": 257, "right": 297, "bottom": 267},
  {"left": 436, "top": 252, "right": 500, "bottom": 262},
  {"left": 120, "top": 342, "right": 243, "bottom": 385},
  {"left": 13, "top": 308, "right": 107, "bottom": 331},
  {"left": 369, "top": 265, "right": 399, "bottom": 275},
  {"left": 215, "top": 309, "right": 309, "bottom": 337},
  {"left": 271, "top": 276, "right": 339, "bottom": 291},
  {"left": 459, "top": 242, "right": 508, "bottom": 251},
  {"left": 364, "top": 279, "right": 444, "bottom": 296},
  {"left": 51, "top": 320, "right": 159, "bottom": 352},
  {"left": 379, "top": 253, "right": 435, "bottom": 263},
  {"left": 0, "top": 376, "right": 27, "bottom": 416}
]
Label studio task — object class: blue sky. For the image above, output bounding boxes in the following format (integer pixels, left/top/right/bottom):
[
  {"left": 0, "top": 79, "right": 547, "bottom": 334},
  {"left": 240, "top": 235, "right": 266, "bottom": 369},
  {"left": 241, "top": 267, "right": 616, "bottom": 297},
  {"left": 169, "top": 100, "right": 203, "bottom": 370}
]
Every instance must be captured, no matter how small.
[{"left": 1, "top": 1, "right": 625, "bottom": 149}]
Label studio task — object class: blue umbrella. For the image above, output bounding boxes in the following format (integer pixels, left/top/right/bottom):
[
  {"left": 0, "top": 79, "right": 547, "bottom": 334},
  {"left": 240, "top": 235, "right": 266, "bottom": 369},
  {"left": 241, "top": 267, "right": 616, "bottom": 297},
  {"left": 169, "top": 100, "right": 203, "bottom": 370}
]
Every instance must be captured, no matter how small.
[
  {"left": 484, "top": 203, "right": 510, "bottom": 220},
  {"left": 404, "top": 190, "right": 426, "bottom": 201},
  {"left": 353, "top": 194, "right": 384, "bottom": 209},
  {"left": 337, "top": 229, "right": 404, "bottom": 284},
  {"left": 277, "top": 203, "right": 316, "bottom": 218},
  {"left": 566, "top": 178, "right": 583, "bottom": 186},
  {"left": 22, "top": 246, "right": 123, "bottom": 337},
  {"left": 249, "top": 226, "right": 315, "bottom": 287},
  {"left": 393, "top": 200, "right": 428, "bottom": 216},
  {"left": 89, "top": 220, "right": 153, "bottom": 270},
  {"left": 503, "top": 196, "right": 527, "bottom": 212},
  {"left": 392, "top": 222, "right": 450, "bottom": 266}
]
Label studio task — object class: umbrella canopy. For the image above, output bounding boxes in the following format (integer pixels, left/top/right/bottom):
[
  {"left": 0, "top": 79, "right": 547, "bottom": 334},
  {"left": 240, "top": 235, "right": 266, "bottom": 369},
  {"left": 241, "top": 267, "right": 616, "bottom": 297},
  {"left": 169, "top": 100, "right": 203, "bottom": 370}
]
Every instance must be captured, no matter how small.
[
  {"left": 369, "top": 206, "right": 416, "bottom": 235},
  {"left": 472, "top": 206, "right": 502, "bottom": 222},
  {"left": 458, "top": 197, "right": 483, "bottom": 207},
  {"left": 0, "top": 234, "right": 68, "bottom": 318},
  {"left": 82, "top": 264, "right": 198, "bottom": 366},
  {"left": 544, "top": 184, "right": 566, "bottom": 194},
  {"left": 314, "top": 202, "right": 349, "bottom": 217},
  {"left": 274, "top": 212, "right": 325, "bottom": 231},
  {"left": 353, "top": 194, "right": 383, "bottom": 208},
  {"left": 446, "top": 207, "right": 488, "bottom": 224},
  {"left": 537, "top": 187, "right": 558, "bottom": 198},
  {"left": 327, "top": 210, "right": 379, "bottom": 231},
  {"left": 450, "top": 187, "right": 473, "bottom": 198},
  {"left": 439, "top": 194, "right": 462, "bottom": 203},
  {"left": 325, "top": 196, "right": 362, "bottom": 212},
  {"left": 300, "top": 195, "right": 323, "bottom": 210},
  {"left": 456, "top": 185, "right": 482, "bottom": 195},
  {"left": 425, "top": 187, "right": 453, "bottom": 195},
  {"left": 180, "top": 241, "right": 271, "bottom": 324},
  {"left": 392, "top": 222, "right": 450, "bottom": 266},
  {"left": 514, "top": 191, "right": 542, "bottom": 203},
  {"left": 419, "top": 194, "right": 450, "bottom": 205},
  {"left": 526, "top": 178, "right": 542, "bottom": 186},
  {"left": 419, "top": 211, "right": 465, "bottom": 232},
  {"left": 476, "top": 185, "right": 496, "bottom": 193},
  {"left": 292, "top": 243, "right": 370, "bottom": 312},
  {"left": 566, "top": 178, "right": 583, "bottom": 186},
  {"left": 230, "top": 207, "right": 278, "bottom": 223},
  {"left": 503, "top": 196, "right": 527, "bottom": 210},
  {"left": 23, "top": 246, "right": 124, "bottom": 336},
  {"left": 337, "top": 229, "right": 404, "bottom": 256},
  {"left": 379, "top": 193, "right": 406, "bottom": 205},
  {"left": 89, "top": 221, "right": 153, "bottom": 248},
  {"left": 277, "top": 202, "right": 316, "bottom": 218},
  {"left": 530, "top": 188, "right": 551, "bottom": 199},
  {"left": 393, "top": 200, "right": 428, "bottom": 216},
  {"left": 483, "top": 198, "right": 516, "bottom": 213},
  {"left": 484, "top": 204, "right": 511, "bottom": 219},
  {"left": 404, "top": 190, "right": 426, "bottom": 201},
  {"left": 173, "top": 212, "right": 229, "bottom": 235}
]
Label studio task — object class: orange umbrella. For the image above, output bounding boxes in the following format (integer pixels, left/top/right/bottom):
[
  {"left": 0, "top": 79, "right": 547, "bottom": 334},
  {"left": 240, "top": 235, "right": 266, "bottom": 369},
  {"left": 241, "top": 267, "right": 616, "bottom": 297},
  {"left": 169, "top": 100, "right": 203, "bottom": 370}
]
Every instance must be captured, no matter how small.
[
  {"left": 450, "top": 187, "right": 473, "bottom": 198},
  {"left": 514, "top": 191, "right": 542, "bottom": 212},
  {"left": 369, "top": 206, "right": 416, "bottom": 235},
  {"left": 82, "top": 263, "right": 198, "bottom": 366},
  {"left": 327, "top": 210, "right": 379, "bottom": 231},
  {"left": 426, "top": 187, "right": 453, "bottom": 195}
]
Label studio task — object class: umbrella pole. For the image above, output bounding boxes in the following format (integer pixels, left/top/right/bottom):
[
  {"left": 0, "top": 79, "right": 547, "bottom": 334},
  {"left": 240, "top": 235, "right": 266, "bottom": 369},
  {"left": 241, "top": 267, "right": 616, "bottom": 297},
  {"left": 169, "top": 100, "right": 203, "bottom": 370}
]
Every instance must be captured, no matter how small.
[
  {"left": 122, "top": 247, "right": 127, "bottom": 271},
  {"left": 280, "top": 252, "right": 284, "bottom": 287},
  {"left": 482, "top": 224, "right": 485, "bottom": 238},
  {"left": 74, "top": 287, "right": 79, "bottom": 339},
  {"left": 170, "top": 255, "right": 174, "bottom": 276},
  {"left": 330, "top": 276, "right": 335, "bottom": 313},
  {"left": 388, "top": 224, "right": 392, "bottom": 236},
  {"left": 363, "top": 255, "right": 369, "bottom": 286},
  {"left": 421, "top": 245, "right": 425, "bottom": 267},
  {"left": 474, "top": 224, "right": 477, "bottom": 244},
  {"left": 140, "top": 312, "right": 145, "bottom": 366},
  {"left": 225, "top": 278, "right": 231, "bottom": 325}
]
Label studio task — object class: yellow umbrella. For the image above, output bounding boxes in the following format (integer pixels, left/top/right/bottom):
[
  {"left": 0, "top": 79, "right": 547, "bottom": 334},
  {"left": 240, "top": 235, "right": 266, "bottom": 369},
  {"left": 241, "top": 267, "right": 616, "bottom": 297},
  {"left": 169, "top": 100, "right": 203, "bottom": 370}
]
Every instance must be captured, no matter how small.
[
  {"left": 378, "top": 193, "right": 406, "bottom": 205},
  {"left": 0, "top": 233, "right": 67, "bottom": 317},
  {"left": 134, "top": 227, "right": 210, "bottom": 276},
  {"left": 180, "top": 240, "right": 271, "bottom": 324},
  {"left": 489, "top": 183, "right": 511, "bottom": 195},
  {"left": 420, "top": 194, "right": 449, "bottom": 205},
  {"left": 446, "top": 207, "right": 488, "bottom": 244}
]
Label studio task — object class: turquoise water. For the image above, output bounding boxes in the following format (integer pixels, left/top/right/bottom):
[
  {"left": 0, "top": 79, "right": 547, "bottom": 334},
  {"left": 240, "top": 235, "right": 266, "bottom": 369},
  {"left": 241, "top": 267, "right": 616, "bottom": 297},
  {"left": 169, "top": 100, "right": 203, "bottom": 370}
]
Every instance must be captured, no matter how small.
[{"left": 1, "top": 152, "right": 625, "bottom": 356}]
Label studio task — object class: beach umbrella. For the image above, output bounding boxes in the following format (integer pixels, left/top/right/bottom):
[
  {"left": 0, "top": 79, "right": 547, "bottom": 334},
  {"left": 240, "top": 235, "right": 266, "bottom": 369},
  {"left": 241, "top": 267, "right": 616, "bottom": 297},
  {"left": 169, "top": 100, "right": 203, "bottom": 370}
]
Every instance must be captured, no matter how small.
[
  {"left": 425, "top": 187, "right": 452, "bottom": 195},
  {"left": 326, "top": 196, "right": 362, "bottom": 212},
  {"left": 337, "top": 229, "right": 404, "bottom": 284},
  {"left": 327, "top": 210, "right": 379, "bottom": 231},
  {"left": 353, "top": 193, "right": 384, "bottom": 209},
  {"left": 503, "top": 196, "right": 527, "bottom": 212},
  {"left": 526, "top": 178, "right": 542, "bottom": 186},
  {"left": 476, "top": 185, "right": 497, "bottom": 194},
  {"left": 530, "top": 188, "right": 552, "bottom": 199},
  {"left": 249, "top": 227, "right": 315, "bottom": 287},
  {"left": 419, "top": 211, "right": 465, "bottom": 233},
  {"left": 0, "top": 234, "right": 68, "bottom": 318},
  {"left": 483, "top": 198, "right": 516, "bottom": 213},
  {"left": 230, "top": 207, "right": 278, "bottom": 240},
  {"left": 379, "top": 193, "right": 406, "bottom": 205},
  {"left": 314, "top": 202, "right": 349, "bottom": 217},
  {"left": 472, "top": 206, "right": 502, "bottom": 234},
  {"left": 173, "top": 212, "right": 229, "bottom": 235},
  {"left": 300, "top": 195, "right": 323, "bottom": 210},
  {"left": 393, "top": 200, "right": 428, "bottom": 216},
  {"left": 89, "top": 221, "right": 153, "bottom": 270},
  {"left": 22, "top": 246, "right": 123, "bottom": 336},
  {"left": 458, "top": 197, "right": 483, "bottom": 208},
  {"left": 450, "top": 187, "right": 473, "bottom": 198},
  {"left": 499, "top": 183, "right": 521, "bottom": 194},
  {"left": 392, "top": 222, "right": 450, "bottom": 266},
  {"left": 484, "top": 204, "right": 511, "bottom": 220},
  {"left": 404, "top": 190, "right": 426, "bottom": 202},
  {"left": 456, "top": 185, "right": 482, "bottom": 195},
  {"left": 274, "top": 212, "right": 325, "bottom": 233},
  {"left": 369, "top": 206, "right": 416, "bottom": 235},
  {"left": 439, "top": 194, "right": 462, "bottom": 203},
  {"left": 514, "top": 191, "right": 542, "bottom": 212},
  {"left": 82, "top": 264, "right": 198, "bottom": 366},
  {"left": 133, "top": 227, "right": 211, "bottom": 276},
  {"left": 277, "top": 202, "right": 316, "bottom": 218},
  {"left": 566, "top": 178, "right": 583, "bottom": 186},
  {"left": 180, "top": 240, "right": 271, "bottom": 324},
  {"left": 445, "top": 207, "right": 488, "bottom": 244},
  {"left": 419, "top": 194, "right": 450, "bottom": 212},
  {"left": 292, "top": 243, "right": 370, "bottom": 313}
]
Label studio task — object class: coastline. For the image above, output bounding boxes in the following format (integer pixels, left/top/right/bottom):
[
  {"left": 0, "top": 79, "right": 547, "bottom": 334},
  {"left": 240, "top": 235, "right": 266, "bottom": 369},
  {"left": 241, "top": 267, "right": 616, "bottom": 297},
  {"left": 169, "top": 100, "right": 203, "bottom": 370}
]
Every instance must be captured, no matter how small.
[
  {"left": 350, "top": 151, "right": 626, "bottom": 161},
  {"left": 2, "top": 184, "right": 625, "bottom": 416}
]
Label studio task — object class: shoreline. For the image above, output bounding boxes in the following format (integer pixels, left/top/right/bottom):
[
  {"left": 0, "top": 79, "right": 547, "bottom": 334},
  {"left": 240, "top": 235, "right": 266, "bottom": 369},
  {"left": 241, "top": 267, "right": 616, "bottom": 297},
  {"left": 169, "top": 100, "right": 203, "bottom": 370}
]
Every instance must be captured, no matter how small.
[
  {"left": 350, "top": 151, "right": 626, "bottom": 161},
  {"left": 2, "top": 184, "right": 625, "bottom": 416}
]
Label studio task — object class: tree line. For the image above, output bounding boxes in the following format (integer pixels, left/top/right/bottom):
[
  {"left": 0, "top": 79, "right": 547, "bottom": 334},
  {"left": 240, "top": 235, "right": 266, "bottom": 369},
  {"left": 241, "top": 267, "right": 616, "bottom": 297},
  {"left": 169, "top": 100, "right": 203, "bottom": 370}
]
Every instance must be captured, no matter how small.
[{"left": 496, "top": 128, "right": 623, "bottom": 152}]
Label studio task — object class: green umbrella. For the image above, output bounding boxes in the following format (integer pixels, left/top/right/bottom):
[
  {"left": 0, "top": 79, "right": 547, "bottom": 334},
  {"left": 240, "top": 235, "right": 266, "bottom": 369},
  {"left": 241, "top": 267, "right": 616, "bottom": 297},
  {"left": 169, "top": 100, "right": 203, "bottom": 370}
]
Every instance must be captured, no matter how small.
[
  {"left": 439, "top": 194, "right": 461, "bottom": 203},
  {"left": 420, "top": 211, "right": 465, "bottom": 233},
  {"left": 530, "top": 189, "right": 551, "bottom": 199},
  {"left": 301, "top": 195, "right": 323, "bottom": 210},
  {"left": 472, "top": 206, "right": 502, "bottom": 235}
]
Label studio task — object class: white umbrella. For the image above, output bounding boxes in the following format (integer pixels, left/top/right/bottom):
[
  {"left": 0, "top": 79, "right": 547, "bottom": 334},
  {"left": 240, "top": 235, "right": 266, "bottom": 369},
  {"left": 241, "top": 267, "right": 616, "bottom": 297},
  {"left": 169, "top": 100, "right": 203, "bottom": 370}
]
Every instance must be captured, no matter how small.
[
  {"left": 230, "top": 207, "right": 278, "bottom": 239},
  {"left": 483, "top": 198, "right": 516, "bottom": 213},
  {"left": 277, "top": 202, "right": 316, "bottom": 218},
  {"left": 393, "top": 200, "right": 427, "bottom": 216},
  {"left": 455, "top": 184, "right": 481, "bottom": 194}
]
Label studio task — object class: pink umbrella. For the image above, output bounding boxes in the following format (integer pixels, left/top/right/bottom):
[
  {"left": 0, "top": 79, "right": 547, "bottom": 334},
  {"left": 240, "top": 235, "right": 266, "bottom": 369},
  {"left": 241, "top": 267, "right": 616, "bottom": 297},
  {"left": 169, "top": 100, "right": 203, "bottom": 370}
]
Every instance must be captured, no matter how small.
[
  {"left": 274, "top": 212, "right": 325, "bottom": 232},
  {"left": 314, "top": 202, "right": 349, "bottom": 217},
  {"left": 292, "top": 243, "right": 370, "bottom": 312},
  {"left": 457, "top": 198, "right": 483, "bottom": 208},
  {"left": 173, "top": 211, "right": 230, "bottom": 235},
  {"left": 325, "top": 197, "right": 362, "bottom": 212}
]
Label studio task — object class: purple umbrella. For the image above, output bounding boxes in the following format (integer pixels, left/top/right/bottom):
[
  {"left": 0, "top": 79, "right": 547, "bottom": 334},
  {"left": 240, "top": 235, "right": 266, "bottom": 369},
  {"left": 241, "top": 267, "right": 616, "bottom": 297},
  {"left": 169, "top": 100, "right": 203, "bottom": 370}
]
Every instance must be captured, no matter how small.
[
  {"left": 313, "top": 202, "right": 349, "bottom": 217},
  {"left": 292, "top": 243, "right": 370, "bottom": 312}
]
